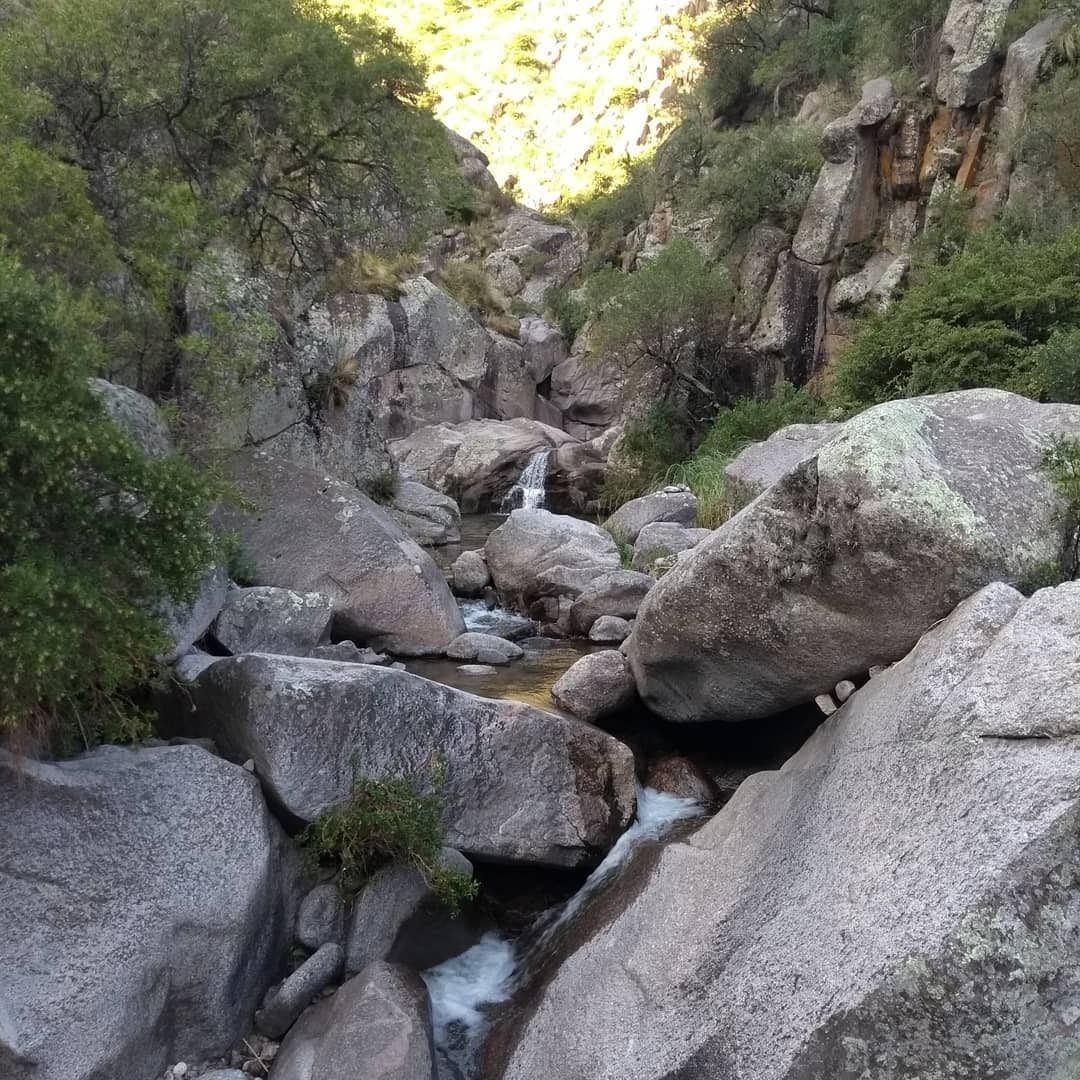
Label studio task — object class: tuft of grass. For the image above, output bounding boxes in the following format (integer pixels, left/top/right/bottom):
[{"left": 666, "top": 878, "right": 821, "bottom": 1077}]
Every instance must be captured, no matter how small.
[
  {"left": 1040, "top": 435, "right": 1080, "bottom": 580},
  {"left": 666, "top": 458, "right": 756, "bottom": 530},
  {"left": 364, "top": 469, "right": 398, "bottom": 504},
  {"left": 326, "top": 250, "right": 418, "bottom": 301},
  {"left": 307, "top": 349, "right": 361, "bottom": 412},
  {"left": 437, "top": 259, "right": 521, "bottom": 337},
  {"left": 300, "top": 761, "right": 478, "bottom": 914}
]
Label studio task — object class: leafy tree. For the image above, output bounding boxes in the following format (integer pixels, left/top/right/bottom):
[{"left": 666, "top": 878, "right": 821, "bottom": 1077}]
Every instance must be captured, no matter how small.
[
  {"left": 0, "top": 254, "right": 215, "bottom": 749},
  {"left": 589, "top": 239, "right": 733, "bottom": 402},
  {"left": 833, "top": 225, "right": 1080, "bottom": 407}
]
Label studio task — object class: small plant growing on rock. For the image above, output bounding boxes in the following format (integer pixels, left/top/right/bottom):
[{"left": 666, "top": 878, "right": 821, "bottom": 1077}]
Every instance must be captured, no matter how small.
[
  {"left": 1039, "top": 435, "right": 1080, "bottom": 580},
  {"left": 300, "top": 760, "right": 478, "bottom": 913}
]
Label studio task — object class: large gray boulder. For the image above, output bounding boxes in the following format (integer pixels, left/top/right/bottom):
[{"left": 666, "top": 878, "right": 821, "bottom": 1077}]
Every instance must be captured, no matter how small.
[
  {"left": 603, "top": 487, "right": 698, "bottom": 543},
  {"left": 628, "top": 390, "right": 1080, "bottom": 723},
  {"left": 724, "top": 420, "right": 844, "bottom": 492},
  {"left": 491, "top": 581, "right": 1080, "bottom": 1080},
  {"left": 178, "top": 654, "right": 636, "bottom": 867},
  {"left": 551, "top": 650, "right": 638, "bottom": 725},
  {"left": 212, "top": 451, "right": 464, "bottom": 655},
  {"left": 486, "top": 509, "right": 621, "bottom": 608},
  {"left": 569, "top": 570, "right": 654, "bottom": 636},
  {"left": 211, "top": 586, "right": 333, "bottom": 657},
  {"left": 446, "top": 632, "right": 524, "bottom": 665},
  {"left": 450, "top": 550, "right": 491, "bottom": 598},
  {"left": 0, "top": 745, "right": 298, "bottom": 1080},
  {"left": 270, "top": 962, "right": 437, "bottom": 1080},
  {"left": 388, "top": 480, "right": 462, "bottom": 547}
]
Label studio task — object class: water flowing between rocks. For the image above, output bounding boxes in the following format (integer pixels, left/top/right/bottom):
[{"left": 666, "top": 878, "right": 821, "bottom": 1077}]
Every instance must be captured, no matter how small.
[
  {"left": 422, "top": 787, "right": 706, "bottom": 1080},
  {"left": 499, "top": 448, "right": 551, "bottom": 513}
]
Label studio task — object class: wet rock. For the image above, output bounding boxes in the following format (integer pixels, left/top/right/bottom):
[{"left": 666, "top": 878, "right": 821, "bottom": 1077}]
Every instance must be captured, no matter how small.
[
  {"left": 588, "top": 616, "right": 632, "bottom": 644},
  {"left": 630, "top": 524, "right": 711, "bottom": 572},
  {"left": 255, "top": 943, "right": 344, "bottom": 1039},
  {"left": 629, "top": 390, "right": 1080, "bottom": 723},
  {"left": 388, "top": 480, "right": 461, "bottom": 547},
  {"left": 270, "top": 962, "right": 437, "bottom": 1080},
  {"left": 178, "top": 654, "right": 636, "bottom": 867},
  {"left": 446, "top": 632, "right": 524, "bottom": 665},
  {"left": 212, "top": 451, "right": 464, "bottom": 656},
  {"left": 603, "top": 488, "right": 697, "bottom": 543},
  {"left": 569, "top": 571, "right": 655, "bottom": 636},
  {"left": 0, "top": 745, "right": 299, "bottom": 1080},
  {"left": 451, "top": 550, "right": 491, "bottom": 598},
  {"left": 295, "top": 884, "right": 347, "bottom": 952},
  {"left": 345, "top": 850, "right": 472, "bottom": 974},
  {"left": 211, "top": 587, "right": 333, "bottom": 657},
  {"left": 493, "top": 583, "right": 1080, "bottom": 1080},
  {"left": 730, "top": 225, "right": 790, "bottom": 340},
  {"left": 644, "top": 756, "right": 717, "bottom": 803},
  {"left": 551, "top": 650, "right": 637, "bottom": 725},
  {"left": 486, "top": 509, "right": 621, "bottom": 609}
]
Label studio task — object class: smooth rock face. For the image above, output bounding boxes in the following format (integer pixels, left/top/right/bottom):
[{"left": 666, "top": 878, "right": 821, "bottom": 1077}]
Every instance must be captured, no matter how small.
[
  {"left": 486, "top": 509, "right": 621, "bottom": 608},
  {"left": 345, "top": 850, "right": 472, "bottom": 974},
  {"left": 603, "top": 488, "right": 697, "bottom": 543},
  {"left": 159, "top": 563, "right": 231, "bottom": 663},
  {"left": 631, "top": 523, "right": 712, "bottom": 571},
  {"left": 446, "top": 632, "right": 524, "bottom": 665},
  {"left": 181, "top": 654, "right": 636, "bottom": 867},
  {"left": 569, "top": 571, "right": 655, "bottom": 635},
  {"left": 551, "top": 650, "right": 637, "bottom": 725},
  {"left": 588, "top": 615, "right": 632, "bottom": 644},
  {"left": 629, "top": 390, "right": 1080, "bottom": 723},
  {"left": 451, "top": 550, "right": 491, "bottom": 598},
  {"left": 493, "top": 582, "right": 1080, "bottom": 1080},
  {"left": 212, "top": 451, "right": 464, "bottom": 655},
  {"left": 270, "top": 962, "right": 437, "bottom": 1080},
  {"left": 211, "top": 586, "right": 333, "bottom": 657},
  {"left": 0, "top": 745, "right": 297, "bottom": 1080},
  {"left": 724, "top": 421, "right": 844, "bottom": 493},
  {"left": 295, "top": 884, "right": 347, "bottom": 952},
  {"left": 255, "top": 943, "right": 344, "bottom": 1039}
]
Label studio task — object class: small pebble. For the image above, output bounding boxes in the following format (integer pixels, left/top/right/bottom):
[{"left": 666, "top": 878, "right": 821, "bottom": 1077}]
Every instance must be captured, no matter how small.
[
  {"left": 814, "top": 693, "right": 838, "bottom": 717},
  {"left": 173, "top": 1064, "right": 188, "bottom": 1078},
  {"left": 868, "top": 664, "right": 886, "bottom": 679},
  {"left": 834, "top": 679, "right": 857, "bottom": 703},
  {"left": 242, "top": 759, "right": 255, "bottom": 772}
]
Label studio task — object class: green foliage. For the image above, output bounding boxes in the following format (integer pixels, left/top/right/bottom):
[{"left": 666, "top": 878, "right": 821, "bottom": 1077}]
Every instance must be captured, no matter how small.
[
  {"left": 0, "top": 254, "right": 215, "bottom": 747},
  {"left": 301, "top": 763, "right": 478, "bottom": 913},
  {"left": 834, "top": 225, "right": 1080, "bottom": 408},
  {"left": 683, "top": 122, "right": 822, "bottom": 250},
  {"left": 326, "top": 252, "right": 420, "bottom": 301},
  {"left": 566, "top": 158, "right": 658, "bottom": 269},
  {"left": 437, "top": 259, "right": 518, "bottom": 334},
  {"left": 1038, "top": 435, "right": 1080, "bottom": 581},
  {"left": 668, "top": 383, "right": 825, "bottom": 528},
  {"left": 545, "top": 285, "right": 589, "bottom": 345},
  {"left": 589, "top": 239, "right": 733, "bottom": 398},
  {"left": 0, "top": 0, "right": 460, "bottom": 400},
  {"left": 1017, "top": 62, "right": 1080, "bottom": 199},
  {"left": 602, "top": 401, "right": 681, "bottom": 510}
]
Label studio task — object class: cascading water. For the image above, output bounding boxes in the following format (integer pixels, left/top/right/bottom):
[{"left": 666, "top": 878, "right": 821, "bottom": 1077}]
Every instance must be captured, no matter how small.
[
  {"left": 422, "top": 786, "right": 705, "bottom": 1080},
  {"left": 500, "top": 448, "right": 551, "bottom": 513}
]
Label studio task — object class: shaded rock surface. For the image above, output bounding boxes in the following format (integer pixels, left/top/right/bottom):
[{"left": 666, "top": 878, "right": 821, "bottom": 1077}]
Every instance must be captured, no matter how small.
[
  {"left": 270, "top": 962, "right": 437, "bottom": 1080},
  {"left": 90, "top": 378, "right": 173, "bottom": 457},
  {"left": 725, "top": 421, "right": 844, "bottom": 492},
  {"left": 486, "top": 509, "right": 621, "bottom": 608},
  {"left": 569, "top": 571, "right": 654, "bottom": 635},
  {"left": 387, "top": 480, "right": 462, "bottom": 547},
  {"left": 451, "top": 550, "right": 491, "bottom": 597},
  {"left": 256, "top": 943, "right": 344, "bottom": 1039},
  {"left": 493, "top": 581, "right": 1080, "bottom": 1080},
  {"left": 212, "top": 451, "right": 463, "bottom": 655},
  {"left": 211, "top": 586, "right": 333, "bottom": 657},
  {"left": 178, "top": 654, "right": 636, "bottom": 867},
  {"left": 295, "top": 884, "right": 347, "bottom": 952},
  {"left": 0, "top": 745, "right": 298, "bottom": 1080},
  {"left": 629, "top": 390, "right": 1080, "bottom": 722},
  {"left": 631, "top": 523, "right": 712, "bottom": 571},
  {"left": 588, "top": 615, "right": 632, "bottom": 644}
]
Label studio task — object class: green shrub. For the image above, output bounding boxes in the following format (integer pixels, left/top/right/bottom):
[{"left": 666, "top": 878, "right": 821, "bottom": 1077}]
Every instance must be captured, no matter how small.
[
  {"left": 1038, "top": 435, "right": 1080, "bottom": 581},
  {"left": 601, "top": 401, "right": 682, "bottom": 510},
  {"left": 834, "top": 226, "right": 1080, "bottom": 408},
  {"left": 437, "top": 260, "right": 511, "bottom": 325},
  {"left": 301, "top": 763, "right": 479, "bottom": 913},
  {"left": 668, "top": 383, "right": 825, "bottom": 528},
  {"left": 545, "top": 285, "right": 588, "bottom": 344},
  {"left": 0, "top": 254, "right": 215, "bottom": 749}
]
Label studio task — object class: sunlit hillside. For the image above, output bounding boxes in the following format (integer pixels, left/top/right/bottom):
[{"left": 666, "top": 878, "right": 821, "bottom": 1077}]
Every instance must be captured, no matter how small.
[{"left": 354, "top": 0, "right": 722, "bottom": 208}]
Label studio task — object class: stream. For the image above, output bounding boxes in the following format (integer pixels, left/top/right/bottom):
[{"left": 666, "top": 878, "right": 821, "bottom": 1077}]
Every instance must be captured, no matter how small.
[{"left": 421, "top": 787, "right": 706, "bottom": 1080}]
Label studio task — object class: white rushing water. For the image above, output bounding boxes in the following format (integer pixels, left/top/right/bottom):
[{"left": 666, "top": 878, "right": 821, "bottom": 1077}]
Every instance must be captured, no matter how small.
[
  {"left": 422, "top": 786, "right": 703, "bottom": 1079},
  {"left": 500, "top": 448, "right": 551, "bottom": 512}
]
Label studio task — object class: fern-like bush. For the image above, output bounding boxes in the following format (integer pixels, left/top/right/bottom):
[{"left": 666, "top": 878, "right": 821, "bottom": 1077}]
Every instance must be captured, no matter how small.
[{"left": 300, "top": 764, "right": 478, "bottom": 913}]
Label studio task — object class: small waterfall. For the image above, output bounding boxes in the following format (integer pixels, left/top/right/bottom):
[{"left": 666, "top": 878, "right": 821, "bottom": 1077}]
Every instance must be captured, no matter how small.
[
  {"left": 422, "top": 787, "right": 704, "bottom": 1080},
  {"left": 500, "top": 449, "right": 551, "bottom": 513}
]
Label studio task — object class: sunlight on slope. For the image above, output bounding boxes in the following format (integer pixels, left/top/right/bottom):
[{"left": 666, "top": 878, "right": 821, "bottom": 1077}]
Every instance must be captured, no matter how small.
[{"left": 346, "top": 0, "right": 723, "bottom": 208}]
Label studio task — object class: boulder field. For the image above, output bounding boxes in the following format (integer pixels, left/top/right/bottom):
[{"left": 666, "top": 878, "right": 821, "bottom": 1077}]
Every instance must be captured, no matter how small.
[
  {"left": 628, "top": 389, "right": 1080, "bottom": 723},
  {"left": 490, "top": 580, "right": 1080, "bottom": 1080}
]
